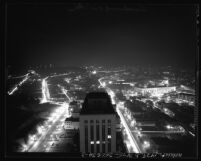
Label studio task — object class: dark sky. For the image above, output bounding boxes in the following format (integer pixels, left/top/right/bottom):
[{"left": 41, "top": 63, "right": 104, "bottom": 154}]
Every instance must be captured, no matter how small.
[{"left": 6, "top": 3, "right": 197, "bottom": 68}]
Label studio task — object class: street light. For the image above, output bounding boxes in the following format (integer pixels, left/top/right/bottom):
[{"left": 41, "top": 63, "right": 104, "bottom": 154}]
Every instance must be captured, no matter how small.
[
  {"left": 131, "top": 120, "right": 135, "bottom": 127},
  {"left": 37, "top": 126, "right": 43, "bottom": 134},
  {"left": 137, "top": 131, "right": 142, "bottom": 137},
  {"left": 143, "top": 140, "right": 150, "bottom": 149},
  {"left": 22, "top": 144, "right": 28, "bottom": 152}
]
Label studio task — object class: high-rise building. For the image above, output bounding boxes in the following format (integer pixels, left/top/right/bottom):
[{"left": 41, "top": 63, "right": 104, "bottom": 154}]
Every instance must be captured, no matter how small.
[{"left": 80, "top": 92, "right": 117, "bottom": 154}]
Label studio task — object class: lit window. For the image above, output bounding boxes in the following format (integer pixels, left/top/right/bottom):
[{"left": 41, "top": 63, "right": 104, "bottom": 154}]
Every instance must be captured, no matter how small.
[
  {"left": 96, "top": 141, "right": 100, "bottom": 144},
  {"left": 90, "top": 141, "right": 94, "bottom": 144},
  {"left": 108, "top": 135, "right": 111, "bottom": 139}
]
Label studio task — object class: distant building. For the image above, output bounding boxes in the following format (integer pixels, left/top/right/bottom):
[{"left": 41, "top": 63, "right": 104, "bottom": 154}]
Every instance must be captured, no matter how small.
[
  {"left": 69, "top": 101, "right": 81, "bottom": 118},
  {"left": 71, "top": 106, "right": 81, "bottom": 118},
  {"left": 70, "top": 101, "right": 79, "bottom": 108},
  {"left": 79, "top": 92, "right": 117, "bottom": 154},
  {"left": 134, "top": 86, "right": 176, "bottom": 96},
  {"left": 64, "top": 117, "right": 79, "bottom": 130},
  {"left": 177, "top": 92, "right": 195, "bottom": 103}
]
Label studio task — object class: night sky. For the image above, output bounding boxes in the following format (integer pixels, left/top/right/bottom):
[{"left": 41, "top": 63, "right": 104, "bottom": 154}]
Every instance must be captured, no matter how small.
[{"left": 6, "top": 3, "right": 197, "bottom": 68}]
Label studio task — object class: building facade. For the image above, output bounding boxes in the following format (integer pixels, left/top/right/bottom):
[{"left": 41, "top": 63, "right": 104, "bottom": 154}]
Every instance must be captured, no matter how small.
[
  {"left": 79, "top": 92, "right": 117, "bottom": 154},
  {"left": 177, "top": 92, "right": 195, "bottom": 103},
  {"left": 134, "top": 86, "right": 176, "bottom": 96},
  {"left": 64, "top": 117, "right": 79, "bottom": 130}
]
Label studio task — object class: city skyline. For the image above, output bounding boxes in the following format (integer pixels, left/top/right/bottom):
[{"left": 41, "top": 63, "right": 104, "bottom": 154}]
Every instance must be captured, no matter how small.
[{"left": 6, "top": 65, "right": 197, "bottom": 158}]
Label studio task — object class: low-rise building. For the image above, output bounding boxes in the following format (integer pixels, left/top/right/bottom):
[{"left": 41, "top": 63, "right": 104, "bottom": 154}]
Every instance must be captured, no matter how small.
[
  {"left": 71, "top": 105, "right": 81, "bottom": 118},
  {"left": 69, "top": 101, "right": 81, "bottom": 118},
  {"left": 177, "top": 92, "right": 195, "bottom": 103},
  {"left": 64, "top": 117, "right": 79, "bottom": 130}
]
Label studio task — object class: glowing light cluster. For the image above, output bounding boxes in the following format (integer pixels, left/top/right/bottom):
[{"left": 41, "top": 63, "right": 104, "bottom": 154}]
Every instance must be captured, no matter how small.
[
  {"left": 49, "top": 73, "right": 70, "bottom": 78},
  {"left": 137, "top": 131, "right": 142, "bottom": 137},
  {"left": 40, "top": 77, "right": 50, "bottom": 103},
  {"left": 64, "top": 78, "right": 71, "bottom": 83},
  {"left": 98, "top": 76, "right": 142, "bottom": 153},
  {"left": 116, "top": 105, "right": 142, "bottom": 153},
  {"left": 143, "top": 140, "right": 150, "bottom": 149},
  {"left": 166, "top": 125, "right": 172, "bottom": 129},
  {"left": 21, "top": 144, "right": 28, "bottom": 152},
  {"left": 8, "top": 86, "right": 18, "bottom": 95},
  {"left": 165, "top": 125, "right": 185, "bottom": 132},
  {"left": 8, "top": 73, "right": 30, "bottom": 95},
  {"left": 22, "top": 102, "right": 68, "bottom": 152},
  {"left": 163, "top": 108, "right": 175, "bottom": 117},
  {"left": 59, "top": 86, "right": 72, "bottom": 101},
  {"left": 127, "top": 114, "right": 132, "bottom": 121},
  {"left": 189, "top": 131, "right": 195, "bottom": 137},
  {"left": 107, "top": 89, "right": 116, "bottom": 104},
  {"left": 19, "top": 73, "right": 72, "bottom": 152},
  {"left": 131, "top": 120, "right": 136, "bottom": 127},
  {"left": 48, "top": 105, "right": 67, "bottom": 123},
  {"left": 98, "top": 77, "right": 106, "bottom": 88},
  {"left": 92, "top": 70, "right": 97, "bottom": 74}
]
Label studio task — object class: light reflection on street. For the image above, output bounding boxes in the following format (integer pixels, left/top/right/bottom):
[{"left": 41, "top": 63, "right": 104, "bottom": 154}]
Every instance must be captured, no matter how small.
[
  {"left": 8, "top": 73, "right": 30, "bottom": 95},
  {"left": 20, "top": 74, "right": 71, "bottom": 152},
  {"left": 98, "top": 77, "right": 143, "bottom": 153}
]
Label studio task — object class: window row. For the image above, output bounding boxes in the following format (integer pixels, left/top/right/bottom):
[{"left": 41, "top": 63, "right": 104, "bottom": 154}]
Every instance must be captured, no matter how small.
[{"left": 84, "top": 120, "right": 111, "bottom": 124}]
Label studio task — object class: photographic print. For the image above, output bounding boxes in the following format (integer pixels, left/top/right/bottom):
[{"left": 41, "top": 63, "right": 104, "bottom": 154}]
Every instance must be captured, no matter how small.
[{"left": 3, "top": 1, "right": 199, "bottom": 159}]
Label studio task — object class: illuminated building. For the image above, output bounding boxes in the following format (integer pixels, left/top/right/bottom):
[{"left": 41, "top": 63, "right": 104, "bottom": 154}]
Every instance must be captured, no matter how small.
[
  {"left": 71, "top": 106, "right": 81, "bottom": 118},
  {"left": 69, "top": 101, "right": 81, "bottom": 118},
  {"left": 134, "top": 86, "right": 176, "bottom": 97},
  {"left": 64, "top": 117, "right": 79, "bottom": 130},
  {"left": 79, "top": 92, "right": 117, "bottom": 154},
  {"left": 177, "top": 92, "right": 195, "bottom": 103}
]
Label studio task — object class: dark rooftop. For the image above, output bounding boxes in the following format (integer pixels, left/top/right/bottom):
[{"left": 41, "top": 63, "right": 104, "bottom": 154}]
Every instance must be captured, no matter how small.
[
  {"left": 80, "top": 92, "right": 115, "bottom": 115},
  {"left": 70, "top": 101, "right": 78, "bottom": 106},
  {"left": 65, "top": 117, "right": 79, "bottom": 122},
  {"left": 178, "top": 92, "right": 195, "bottom": 96}
]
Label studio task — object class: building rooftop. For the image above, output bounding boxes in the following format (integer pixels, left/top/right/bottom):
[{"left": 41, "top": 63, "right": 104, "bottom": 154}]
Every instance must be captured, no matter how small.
[
  {"left": 80, "top": 92, "right": 115, "bottom": 115},
  {"left": 65, "top": 117, "right": 79, "bottom": 122},
  {"left": 70, "top": 101, "right": 78, "bottom": 106},
  {"left": 178, "top": 92, "right": 195, "bottom": 96}
]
